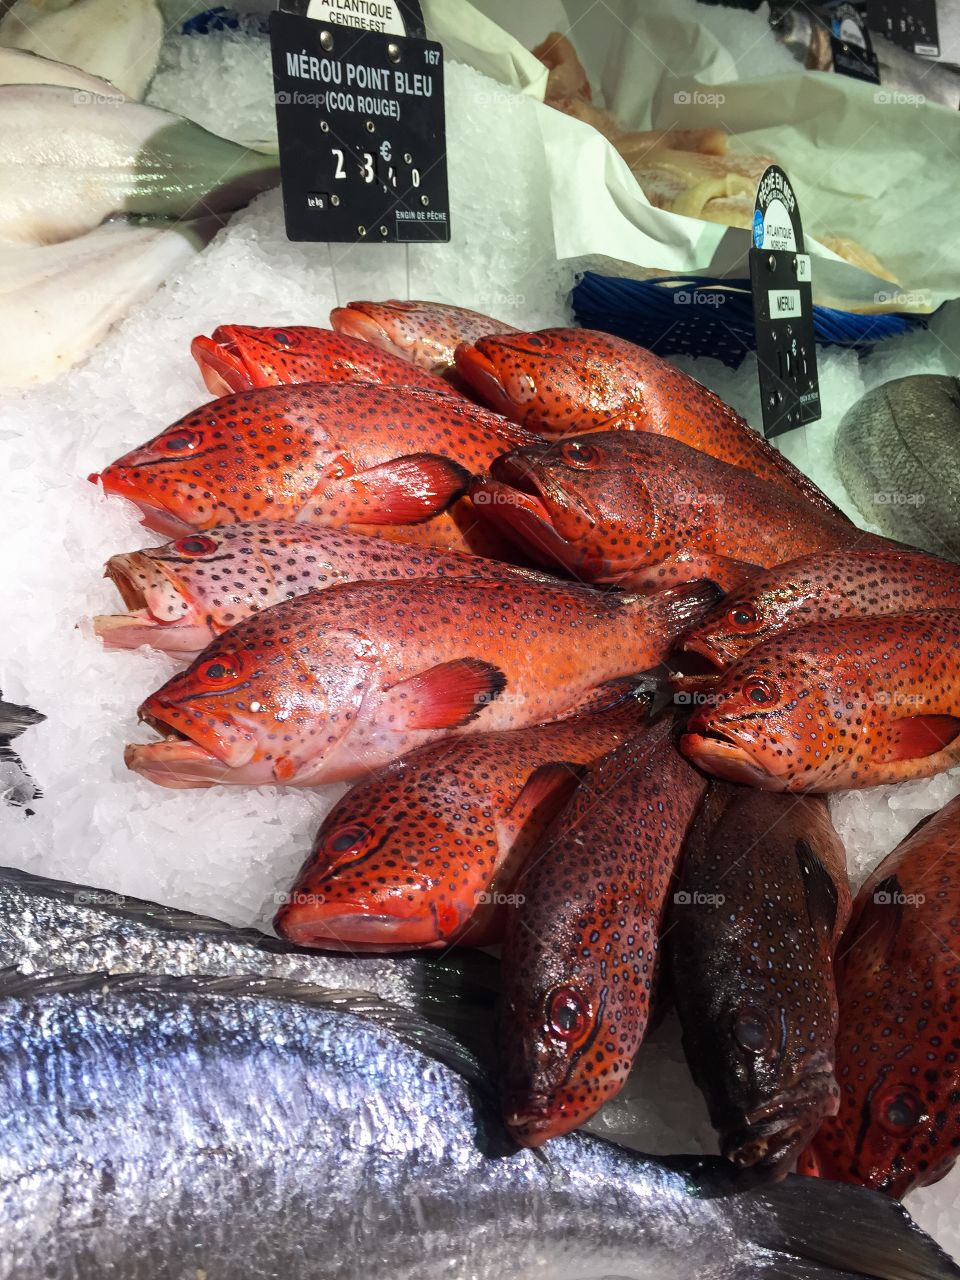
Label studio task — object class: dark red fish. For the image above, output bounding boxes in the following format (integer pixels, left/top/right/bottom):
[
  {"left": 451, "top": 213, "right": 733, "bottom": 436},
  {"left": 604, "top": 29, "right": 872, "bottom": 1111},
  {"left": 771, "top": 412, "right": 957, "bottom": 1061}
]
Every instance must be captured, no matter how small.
[
  {"left": 275, "top": 687, "right": 651, "bottom": 951},
  {"left": 679, "top": 548, "right": 960, "bottom": 673},
  {"left": 89, "top": 383, "right": 536, "bottom": 542},
  {"left": 331, "top": 299, "right": 517, "bottom": 371},
  {"left": 499, "top": 717, "right": 707, "bottom": 1145},
  {"left": 93, "top": 520, "right": 545, "bottom": 658},
  {"left": 126, "top": 577, "right": 717, "bottom": 789},
  {"left": 454, "top": 327, "right": 843, "bottom": 517},
  {"left": 799, "top": 794, "right": 960, "bottom": 1197},
  {"left": 669, "top": 785, "right": 851, "bottom": 1178},
  {"left": 190, "top": 325, "right": 457, "bottom": 397},
  {"left": 470, "top": 432, "right": 880, "bottom": 592},
  {"left": 680, "top": 611, "right": 960, "bottom": 791}
]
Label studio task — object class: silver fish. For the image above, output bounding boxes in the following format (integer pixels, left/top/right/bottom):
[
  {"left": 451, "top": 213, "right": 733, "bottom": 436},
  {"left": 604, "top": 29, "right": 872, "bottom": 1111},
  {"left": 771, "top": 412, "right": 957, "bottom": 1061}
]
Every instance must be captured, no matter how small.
[
  {"left": 834, "top": 375, "right": 960, "bottom": 561},
  {"left": 0, "top": 969, "right": 955, "bottom": 1279},
  {"left": 0, "top": 694, "right": 43, "bottom": 810}
]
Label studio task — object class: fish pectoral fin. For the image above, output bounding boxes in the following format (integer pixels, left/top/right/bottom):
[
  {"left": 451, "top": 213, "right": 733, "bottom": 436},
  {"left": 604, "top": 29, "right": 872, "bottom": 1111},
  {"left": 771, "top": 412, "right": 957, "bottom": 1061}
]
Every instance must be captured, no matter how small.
[
  {"left": 328, "top": 454, "right": 471, "bottom": 525},
  {"left": 887, "top": 714, "right": 960, "bottom": 761},
  {"left": 497, "top": 761, "right": 585, "bottom": 850},
  {"left": 381, "top": 658, "right": 506, "bottom": 731},
  {"left": 544, "top": 677, "right": 653, "bottom": 721},
  {"left": 795, "top": 837, "right": 840, "bottom": 938},
  {"left": 839, "top": 873, "right": 903, "bottom": 976}
]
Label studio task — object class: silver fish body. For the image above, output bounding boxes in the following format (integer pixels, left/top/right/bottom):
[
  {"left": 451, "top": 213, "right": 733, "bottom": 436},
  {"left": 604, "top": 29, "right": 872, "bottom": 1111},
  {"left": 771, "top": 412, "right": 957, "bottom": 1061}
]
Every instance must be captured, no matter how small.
[
  {"left": 0, "top": 972, "right": 955, "bottom": 1280},
  {"left": 834, "top": 374, "right": 960, "bottom": 561}
]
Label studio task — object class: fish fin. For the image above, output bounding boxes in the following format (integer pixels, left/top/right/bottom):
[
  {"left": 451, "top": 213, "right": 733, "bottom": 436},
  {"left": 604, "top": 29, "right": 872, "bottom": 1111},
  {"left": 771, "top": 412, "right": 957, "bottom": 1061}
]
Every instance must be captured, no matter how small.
[
  {"left": 382, "top": 659, "right": 506, "bottom": 730},
  {"left": 497, "top": 762, "right": 585, "bottom": 850},
  {"left": 0, "top": 694, "right": 45, "bottom": 739},
  {"left": 837, "top": 873, "right": 903, "bottom": 977},
  {"left": 888, "top": 714, "right": 960, "bottom": 761},
  {"left": 334, "top": 453, "right": 470, "bottom": 524},
  {"left": 795, "top": 838, "right": 840, "bottom": 937},
  {"left": 550, "top": 676, "right": 655, "bottom": 720}
]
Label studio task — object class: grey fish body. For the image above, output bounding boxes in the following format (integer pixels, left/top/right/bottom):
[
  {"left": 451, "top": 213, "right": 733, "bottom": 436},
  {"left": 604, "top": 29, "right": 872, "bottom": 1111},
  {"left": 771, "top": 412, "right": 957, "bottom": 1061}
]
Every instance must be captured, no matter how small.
[
  {"left": 834, "top": 374, "right": 960, "bottom": 561},
  {"left": 0, "top": 972, "right": 956, "bottom": 1280}
]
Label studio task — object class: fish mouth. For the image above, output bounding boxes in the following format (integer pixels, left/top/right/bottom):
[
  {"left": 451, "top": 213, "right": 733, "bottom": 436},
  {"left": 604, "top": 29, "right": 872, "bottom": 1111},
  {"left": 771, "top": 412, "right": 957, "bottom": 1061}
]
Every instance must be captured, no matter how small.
[
  {"left": 502, "top": 1094, "right": 574, "bottom": 1147},
  {"left": 468, "top": 476, "right": 581, "bottom": 576},
  {"left": 676, "top": 632, "right": 736, "bottom": 672},
  {"left": 723, "top": 1073, "right": 840, "bottom": 1177},
  {"left": 191, "top": 328, "right": 253, "bottom": 395},
  {"left": 88, "top": 471, "right": 196, "bottom": 538},
  {"left": 453, "top": 343, "right": 515, "bottom": 417},
  {"left": 680, "top": 729, "right": 778, "bottom": 787},
  {"left": 275, "top": 900, "right": 446, "bottom": 952},
  {"left": 125, "top": 700, "right": 258, "bottom": 788},
  {"left": 93, "top": 554, "right": 212, "bottom": 657}
]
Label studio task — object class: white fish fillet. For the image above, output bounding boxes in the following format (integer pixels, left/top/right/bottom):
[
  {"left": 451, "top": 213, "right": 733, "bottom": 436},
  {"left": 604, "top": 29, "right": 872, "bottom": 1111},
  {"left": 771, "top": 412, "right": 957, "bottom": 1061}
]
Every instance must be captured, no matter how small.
[
  {"left": 0, "top": 0, "right": 161, "bottom": 99},
  {"left": 0, "top": 218, "right": 219, "bottom": 387},
  {"left": 0, "top": 45, "right": 125, "bottom": 93}
]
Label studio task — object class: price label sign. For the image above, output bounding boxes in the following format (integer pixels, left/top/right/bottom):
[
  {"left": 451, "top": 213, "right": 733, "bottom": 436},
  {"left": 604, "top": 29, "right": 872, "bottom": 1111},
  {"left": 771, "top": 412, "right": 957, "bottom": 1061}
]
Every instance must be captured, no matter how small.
[
  {"left": 749, "top": 166, "right": 821, "bottom": 439},
  {"left": 269, "top": 10, "right": 450, "bottom": 243}
]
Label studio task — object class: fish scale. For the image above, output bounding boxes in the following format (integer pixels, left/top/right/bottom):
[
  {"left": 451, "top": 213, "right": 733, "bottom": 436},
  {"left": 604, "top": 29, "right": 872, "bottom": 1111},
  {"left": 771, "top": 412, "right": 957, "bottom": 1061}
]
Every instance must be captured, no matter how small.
[
  {"left": 499, "top": 717, "right": 707, "bottom": 1145},
  {"left": 800, "top": 794, "right": 960, "bottom": 1198},
  {"left": 681, "top": 609, "right": 960, "bottom": 791},
  {"left": 453, "top": 326, "right": 845, "bottom": 517},
  {"left": 126, "top": 577, "right": 717, "bottom": 789}
]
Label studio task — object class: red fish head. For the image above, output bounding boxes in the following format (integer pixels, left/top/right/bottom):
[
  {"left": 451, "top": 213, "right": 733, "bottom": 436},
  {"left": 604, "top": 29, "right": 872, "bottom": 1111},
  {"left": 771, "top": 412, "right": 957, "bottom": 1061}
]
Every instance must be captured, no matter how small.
[
  {"left": 331, "top": 300, "right": 446, "bottom": 368},
  {"left": 94, "top": 532, "right": 226, "bottom": 656},
  {"left": 680, "top": 589, "right": 792, "bottom": 671},
  {"left": 191, "top": 325, "right": 294, "bottom": 394},
  {"left": 473, "top": 435, "right": 653, "bottom": 583}
]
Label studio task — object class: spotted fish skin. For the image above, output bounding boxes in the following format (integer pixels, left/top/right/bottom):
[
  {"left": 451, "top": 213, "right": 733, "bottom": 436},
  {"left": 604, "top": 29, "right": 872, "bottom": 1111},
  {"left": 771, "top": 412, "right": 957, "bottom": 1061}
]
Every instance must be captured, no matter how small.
[
  {"left": 669, "top": 785, "right": 851, "bottom": 1179},
  {"left": 680, "top": 610, "right": 960, "bottom": 792},
  {"left": 454, "top": 327, "right": 844, "bottom": 517},
  {"left": 275, "top": 689, "right": 652, "bottom": 952},
  {"left": 190, "top": 325, "right": 458, "bottom": 397},
  {"left": 93, "top": 521, "right": 546, "bottom": 659},
  {"left": 126, "top": 577, "right": 718, "bottom": 790},
  {"left": 679, "top": 548, "right": 960, "bottom": 673},
  {"left": 331, "top": 299, "right": 518, "bottom": 372},
  {"left": 470, "top": 432, "right": 880, "bottom": 593},
  {"left": 499, "top": 717, "right": 707, "bottom": 1146},
  {"left": 799, "top": 795, "right": 960, "bottom": 1198},
  {"left": 89, "top": 383, "right": 538, "bottom": 542}
]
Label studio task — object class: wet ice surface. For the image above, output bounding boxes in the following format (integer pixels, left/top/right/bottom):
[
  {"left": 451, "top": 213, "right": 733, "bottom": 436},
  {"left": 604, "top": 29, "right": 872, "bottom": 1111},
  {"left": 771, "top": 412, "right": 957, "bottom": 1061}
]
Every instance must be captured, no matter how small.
[{"left": 1, "top": 25, "right": 959, "bottom": 1257}]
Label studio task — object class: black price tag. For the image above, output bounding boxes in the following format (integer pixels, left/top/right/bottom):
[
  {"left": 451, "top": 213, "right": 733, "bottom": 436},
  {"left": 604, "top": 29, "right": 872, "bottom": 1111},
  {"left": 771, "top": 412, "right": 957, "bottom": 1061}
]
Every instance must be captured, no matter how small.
[
  {"left": 269, "top": 11, "right": 450, "bottom": 243},
  {"left": 866, "top": 0, "right": 940, "bottom": 56},
  {"left": 749, "top": 166, "right": 821, "bottom": 439},
  {"left": 828, "top": 2, "right": 881, "bottom": 81}
]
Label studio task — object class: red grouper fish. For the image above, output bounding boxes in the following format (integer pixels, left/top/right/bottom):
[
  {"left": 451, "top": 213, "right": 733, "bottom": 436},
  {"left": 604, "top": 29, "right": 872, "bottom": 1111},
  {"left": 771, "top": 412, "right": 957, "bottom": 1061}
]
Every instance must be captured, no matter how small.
[
  {"left": 331, "top": 299, "right": 519, "bottom": 372},
  {"left": 799, "top": 793, "right": 960, "bottom": 1198},
  {"left": 88, "top": 382, "right": 538, "bottom": 550},
  {"left": 470, "top": 431, "right": 883, "bottom": 593},
  {"left": 93, "top": 520, "right": 547, "bottom": 659},
  {"left": 680, "top": 610, "right": 960, "bottom": 792},
  {"left": 678, "top": 548, "right": 960, "bottom": 675},
  {"left": 454, "top": 327, "right": 844, "bottom": 518},
  {"left": 499, "top": 717, "right": 707, "bottom": 1146},
  {"left": 275, "top": 686, "right": 652, "bottom": 951},
  {"left": 668, "top": 784, "right": 851, "bottom": 1179},
  {"left": 125, "top": 576, "right": 719, "bottom": 789},
  {"left": 190, "top": 325, "right": 459, "bottom": 397}
]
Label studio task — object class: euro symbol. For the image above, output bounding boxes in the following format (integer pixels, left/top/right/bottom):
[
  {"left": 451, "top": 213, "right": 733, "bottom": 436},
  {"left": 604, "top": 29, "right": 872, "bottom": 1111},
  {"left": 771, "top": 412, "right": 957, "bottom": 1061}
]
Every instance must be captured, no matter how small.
[{"left": 379, "top": 140, "right": 392, "bottom": 161}]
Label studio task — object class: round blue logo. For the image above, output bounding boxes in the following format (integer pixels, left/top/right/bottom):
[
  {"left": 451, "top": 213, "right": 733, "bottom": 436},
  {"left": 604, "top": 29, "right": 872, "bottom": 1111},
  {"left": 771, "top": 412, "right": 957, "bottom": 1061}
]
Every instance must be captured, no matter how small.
[{"left": 752, "top": 209, "right": 764, "bottom": 249}]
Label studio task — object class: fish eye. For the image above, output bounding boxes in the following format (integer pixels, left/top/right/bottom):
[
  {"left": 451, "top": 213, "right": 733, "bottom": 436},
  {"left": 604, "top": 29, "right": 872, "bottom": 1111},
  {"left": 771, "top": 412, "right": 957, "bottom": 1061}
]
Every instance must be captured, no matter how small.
[
  {"left": 559, "top": 441, "right": 600, "bottom": 469},
  {"left": 163, "top": 430, "right": 202, "bottom": 453},
  {"left": 733, "top": 1005, "right": 775, "bottom": 1055},
  {"left": 728, "top": 604, "right": 757, "bottom": 628},
  {"left": 173, "top": 534, "right": 219, "bottom": 557},
  {"left": 272, "top": 330, "right": 296, "bottom": 347},
  {"left": 744, "top": 678, "right": 777, "bottom": 706},
  {"left": 199, "top": 654, "right": 240, "bottom": 684},
  {"left": 877, "top": 1085, "right": 925, "bottom": 1135},
  {"left": 323, "top": 822, "right": 372, "bottom": 856},
  {"left": 546, "top": 986, "right": 590, "bottom": 1041}
]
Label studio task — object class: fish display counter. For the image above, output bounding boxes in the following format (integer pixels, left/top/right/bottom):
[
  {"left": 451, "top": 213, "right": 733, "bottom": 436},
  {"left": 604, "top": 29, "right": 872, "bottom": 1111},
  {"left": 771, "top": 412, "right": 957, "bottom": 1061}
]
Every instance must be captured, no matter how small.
[{"left": 1, "top": 0, "right": 960, "bottom": 1275}]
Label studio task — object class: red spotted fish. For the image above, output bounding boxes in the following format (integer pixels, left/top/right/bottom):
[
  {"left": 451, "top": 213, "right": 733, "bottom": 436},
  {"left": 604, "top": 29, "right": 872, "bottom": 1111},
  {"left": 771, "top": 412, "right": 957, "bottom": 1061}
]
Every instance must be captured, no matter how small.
[
  {"left": 275, "top": 686, "right": 652, "bottom": 951},
  {"left": 680, "top": 611, "right": 960, "bottom": 791},
  {"left": 470, "top": 432, "right": 880, "bottom": 592},
  {"left": 89, "top": 383, "right": 537, "bottom": 544},
  {"left": 190, "top": 325, "right": 458, "bottom": 397},
  {"left": 799, "top": 794, "right": 960, "bottom": 1198},
  {"left": 454, "top": 327, "right": 844, "bottom": 517},
  {"left": 93, "top": 521, "right": 545, "bottom": 658},
  {"left": 331, "top": 299, "right": 518, "bottom": 372},
  {"left": 499, "top": 717, "right": 707, "bottom": 1145},
  {"left": 125, "top": 577, "right": 718, "bottom": 789},
  {"left": 668, "top": 785, "right": 851, "bottom": 1178},
  {"left": 679, "top": 548, "right": 960, "bottom": 674}
]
